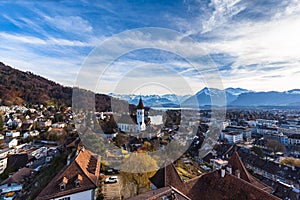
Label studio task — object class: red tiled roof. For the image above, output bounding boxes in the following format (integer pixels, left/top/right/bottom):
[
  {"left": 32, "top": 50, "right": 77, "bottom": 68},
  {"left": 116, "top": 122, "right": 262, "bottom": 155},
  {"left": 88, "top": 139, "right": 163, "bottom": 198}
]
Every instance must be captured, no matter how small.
[
  {"left": 147, "top": 153, "right": 280, "bottom": 200},
  {"left": 149, "top": 163, "right": 183, "bottom": 189},
  {"left": 36, "top": 148, "right": 101, "bottom": 200},
  {"left": 1, "top": 167, "right": 35, "bottom": 185},
  {"left": 186, "top": 171, "right": 280, "bottom": 200},
  {"left": 129, "top": 186, "right": 191, "bottom": 200}
]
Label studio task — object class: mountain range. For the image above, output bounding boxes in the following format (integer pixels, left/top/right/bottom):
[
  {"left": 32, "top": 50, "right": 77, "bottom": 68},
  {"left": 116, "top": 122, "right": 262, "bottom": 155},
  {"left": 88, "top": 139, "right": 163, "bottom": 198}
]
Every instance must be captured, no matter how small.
[
  {"left": 112, "top": 87, "right": 300, "bottom": 107},
  {"left": 1, "top": 61, "right": 299, "bottom": 108}
]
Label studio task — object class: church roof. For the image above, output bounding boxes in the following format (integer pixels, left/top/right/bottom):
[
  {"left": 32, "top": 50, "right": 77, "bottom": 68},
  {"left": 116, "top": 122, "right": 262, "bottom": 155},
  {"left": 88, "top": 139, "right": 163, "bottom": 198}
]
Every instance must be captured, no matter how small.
[{"left": 137, "top": 97, "right": 144, "bottom": 109}]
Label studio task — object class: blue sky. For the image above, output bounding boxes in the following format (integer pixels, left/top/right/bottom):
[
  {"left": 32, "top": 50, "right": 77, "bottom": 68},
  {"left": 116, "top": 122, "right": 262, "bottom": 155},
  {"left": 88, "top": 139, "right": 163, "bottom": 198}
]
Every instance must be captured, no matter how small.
[{"left": 0, "top": 0, "right": 300, "bottom": 95}]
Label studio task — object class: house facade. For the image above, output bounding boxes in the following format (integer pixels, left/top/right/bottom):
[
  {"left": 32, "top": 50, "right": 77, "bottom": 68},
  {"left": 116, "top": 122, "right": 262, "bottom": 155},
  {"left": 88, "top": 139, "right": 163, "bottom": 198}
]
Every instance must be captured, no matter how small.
[{"left": 36, "top": 147, "right": 101, "bottom": 200}]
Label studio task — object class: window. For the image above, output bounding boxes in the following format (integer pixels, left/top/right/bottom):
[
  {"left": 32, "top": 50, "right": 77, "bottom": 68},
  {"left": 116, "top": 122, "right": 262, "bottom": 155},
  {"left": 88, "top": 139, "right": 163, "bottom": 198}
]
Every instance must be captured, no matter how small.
[
  {"left": 75, "top": 180, "right": 80, "bottom": 187},
  {"left": 58, "top": 197, "right": 70, "bottom": 200},
  {"left": 60, "top": 184, "right": 66, "bottom": 191}
]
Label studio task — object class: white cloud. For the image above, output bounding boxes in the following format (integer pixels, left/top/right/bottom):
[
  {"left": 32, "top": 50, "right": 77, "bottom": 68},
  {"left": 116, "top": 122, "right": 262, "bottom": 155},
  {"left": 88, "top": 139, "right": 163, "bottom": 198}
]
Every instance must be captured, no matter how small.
[
  {"left": 0, "top": 32, "right": 46, "bottom": 45},
  {"left": 202, "top": 0, "right": 245, "bottom": 33},
  {"left": 44, "top": 15, "right": 93, "bottom": 35}
]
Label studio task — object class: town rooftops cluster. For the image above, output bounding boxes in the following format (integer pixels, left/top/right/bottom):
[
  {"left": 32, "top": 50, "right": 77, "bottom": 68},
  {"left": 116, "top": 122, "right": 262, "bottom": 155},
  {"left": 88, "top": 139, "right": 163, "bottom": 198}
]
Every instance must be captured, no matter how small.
[{"left": 130, "top": 152, "right": 279, "bottom": 200}]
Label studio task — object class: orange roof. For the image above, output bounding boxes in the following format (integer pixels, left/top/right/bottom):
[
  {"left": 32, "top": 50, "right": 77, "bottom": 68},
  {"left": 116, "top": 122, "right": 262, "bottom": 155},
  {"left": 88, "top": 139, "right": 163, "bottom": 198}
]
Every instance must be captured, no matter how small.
[{"left": 36, "top": 147, "right": 101, "bottom": 200}]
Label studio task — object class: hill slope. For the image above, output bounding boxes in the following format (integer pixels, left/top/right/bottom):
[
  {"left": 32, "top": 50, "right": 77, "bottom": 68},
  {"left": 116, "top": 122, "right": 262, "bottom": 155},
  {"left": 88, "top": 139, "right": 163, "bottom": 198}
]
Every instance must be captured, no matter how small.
[{"left": 0, "top": 62, "right": 125, "bottom": 111}]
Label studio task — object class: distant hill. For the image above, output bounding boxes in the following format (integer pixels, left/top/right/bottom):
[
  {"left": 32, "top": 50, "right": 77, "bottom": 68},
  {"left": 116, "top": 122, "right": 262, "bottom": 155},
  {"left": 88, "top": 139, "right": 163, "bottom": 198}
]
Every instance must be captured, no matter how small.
[
  {"left": 0, "top": 62, "right": 127, "bottom": 111},
  {"left": 230, "top": 91, "right": 300, "bottom": 106},
  {"left": 182, "top": 87, "right": 300, "bottom": 107}
]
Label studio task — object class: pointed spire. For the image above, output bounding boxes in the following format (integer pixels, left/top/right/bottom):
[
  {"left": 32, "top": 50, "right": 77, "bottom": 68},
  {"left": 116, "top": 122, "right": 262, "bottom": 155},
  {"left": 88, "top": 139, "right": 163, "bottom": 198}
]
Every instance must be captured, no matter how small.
[{"left": 137, "top": 96, "right": 144, "bottom": 109}]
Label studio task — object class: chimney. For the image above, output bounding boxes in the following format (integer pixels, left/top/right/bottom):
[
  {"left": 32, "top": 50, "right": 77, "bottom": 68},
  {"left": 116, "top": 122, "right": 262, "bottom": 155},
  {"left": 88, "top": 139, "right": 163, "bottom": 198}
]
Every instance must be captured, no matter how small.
[
  {"left": 235, "top": 169, "right": 240, "bottom": 178},
  {"left": 226, "top": 165, "right": 232, "bottom": 174},
  {"left": 67, "top": 154, "right": 71, "bottom": 166},
  {"left": 221, "top": 167, "right": 226, "bottom": 178}
]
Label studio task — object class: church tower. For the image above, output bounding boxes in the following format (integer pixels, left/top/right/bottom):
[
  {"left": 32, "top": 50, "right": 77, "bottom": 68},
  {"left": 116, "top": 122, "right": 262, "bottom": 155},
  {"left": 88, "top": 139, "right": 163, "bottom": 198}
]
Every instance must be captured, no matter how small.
[{"left": 136, "top": 97, "right": 146, "bottom": 132}]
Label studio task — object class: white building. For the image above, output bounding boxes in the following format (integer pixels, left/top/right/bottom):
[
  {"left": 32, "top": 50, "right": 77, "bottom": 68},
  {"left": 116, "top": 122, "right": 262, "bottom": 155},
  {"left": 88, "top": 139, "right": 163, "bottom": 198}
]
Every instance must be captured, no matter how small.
[
  {"left": 149, "top": 115, "right": 163, "bottom": 125},
  {"left": 210, "top": 158, "right": 228, "bottom": 170},
  {"left": 8, "top": 139, "right": 18, "bottom": 148},
  {"left": 223, "top": 131, "right": 243, "bottom": 144},
  {"left": 117, "top": 97, "right": 146, "bottom": 133},
  {"left": 0, "top": 157, "right": 7, "bottom": 174},
  {"left": 118, "top": 123, "right": 137, "bottom": 133},
  {"left": 6, "top": 131, "right": 20, "bottom": 138},
  {"left": 23, "top": 130, "right": 40, "bottom": 138},
  {"left": 225, "top": 125, "right": 252, "bottom": 142},
  {"left": 256, "top": 119, "right": 278, "bottom": 126}
]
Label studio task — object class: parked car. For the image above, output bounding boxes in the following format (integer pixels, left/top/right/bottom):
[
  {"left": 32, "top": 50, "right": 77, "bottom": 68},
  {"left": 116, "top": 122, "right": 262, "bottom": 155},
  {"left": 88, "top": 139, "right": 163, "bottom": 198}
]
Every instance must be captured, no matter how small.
[{"left": 105, "top": 176, "right": 118, "bottom": 183}]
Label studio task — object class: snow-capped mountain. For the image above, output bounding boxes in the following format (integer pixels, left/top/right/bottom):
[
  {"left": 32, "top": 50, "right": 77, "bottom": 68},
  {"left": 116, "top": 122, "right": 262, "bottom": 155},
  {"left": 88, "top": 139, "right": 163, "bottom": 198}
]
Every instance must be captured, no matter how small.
[
  {"left": 109, "top": 93, "right": 191, "bottom": 108},
  {"left": 225, "top": 87, "right": 253, "bottom": 96},
  {"left": 285, "top": 89, "right": 300, "bottom": 95},
  {"left": 184, "top": 87, "right": 237, "bottom": 106},
  {"left": 110, "top": 87, "right": 300, "bottom": 108}
]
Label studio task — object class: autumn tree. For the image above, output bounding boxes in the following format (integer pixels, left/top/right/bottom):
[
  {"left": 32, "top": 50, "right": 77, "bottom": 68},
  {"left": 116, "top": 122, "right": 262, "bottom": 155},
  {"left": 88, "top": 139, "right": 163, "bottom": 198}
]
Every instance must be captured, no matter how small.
[
  {"left": 120, "top": 151, "right": 158, "bottom": 197},
  {"left": 280, "top": 157, "right": 300, "bottom": 167}
]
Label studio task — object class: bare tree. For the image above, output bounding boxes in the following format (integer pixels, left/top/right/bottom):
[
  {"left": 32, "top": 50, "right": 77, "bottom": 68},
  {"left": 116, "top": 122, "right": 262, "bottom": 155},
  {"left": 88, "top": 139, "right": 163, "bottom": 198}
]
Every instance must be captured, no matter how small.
[{"left": 266, "top": 140, "right": 286, "bottom": 154}]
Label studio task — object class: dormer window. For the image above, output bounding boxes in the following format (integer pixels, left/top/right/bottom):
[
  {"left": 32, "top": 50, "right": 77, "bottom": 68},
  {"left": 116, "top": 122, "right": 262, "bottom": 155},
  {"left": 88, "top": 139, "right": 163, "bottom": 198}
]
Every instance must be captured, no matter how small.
[
  {"left": 75, "top": 174, "right": 82, "bottom": 188},
  {"left": 59, "top": 176, "right": 68, "bottom": 191},
  {"left": 60, "top": 184, "right": 66, "bottom": 191},
  {"left": 75, "top": 180, "right": 80, "bottom": 187}
]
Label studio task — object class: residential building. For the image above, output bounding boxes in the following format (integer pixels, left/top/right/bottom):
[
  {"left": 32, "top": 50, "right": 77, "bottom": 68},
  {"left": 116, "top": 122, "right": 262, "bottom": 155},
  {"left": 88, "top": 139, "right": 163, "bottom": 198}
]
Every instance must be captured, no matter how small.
[
  {"left": 222, "top": 131, "right": 243, "bottom": 144},
  {"left": 257, "top": 126, "right": 278, "bottom": 135},
  {"left": 0, "top": 168, "right": 36, "bottom": 198},
  {"left": 36, "top": 147, "right": 101, "bottom": 200},
  {"left": 8, "top": 139, "right": 18, "bottom": 148},
  {"left": 0, "top": 157, "right": 7, "bottom": 174},
  {"left": 38, "top": 119, "right": 52, "bottom": 127},
  {"left": 225, "top": 125, "right": 252, "bottom": 141},
  {"left": 210, "top": 158, "right": 228, "bottom": 169},
  {"left": 238, "top": 149, "right": 300, "bottom": 189},
  {"left": 6, "top": 131, "right": 20, "bottom": 138},
  {"left": 289, "top": 134, "right": 300, "bottom": 145}
]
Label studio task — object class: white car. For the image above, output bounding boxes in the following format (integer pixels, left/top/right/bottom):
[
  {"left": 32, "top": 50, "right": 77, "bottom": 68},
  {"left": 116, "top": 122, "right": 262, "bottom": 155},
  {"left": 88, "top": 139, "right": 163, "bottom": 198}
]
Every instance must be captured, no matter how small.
[{"left": 105, "top": 176, "right": 118, "bottom": 183}]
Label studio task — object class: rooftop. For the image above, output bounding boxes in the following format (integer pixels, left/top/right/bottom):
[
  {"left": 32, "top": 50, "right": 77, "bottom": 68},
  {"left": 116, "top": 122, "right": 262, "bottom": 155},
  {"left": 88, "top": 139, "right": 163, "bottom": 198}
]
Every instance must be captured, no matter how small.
[{"left": 36, "top": 147, "right": 101, "bottom": 200}]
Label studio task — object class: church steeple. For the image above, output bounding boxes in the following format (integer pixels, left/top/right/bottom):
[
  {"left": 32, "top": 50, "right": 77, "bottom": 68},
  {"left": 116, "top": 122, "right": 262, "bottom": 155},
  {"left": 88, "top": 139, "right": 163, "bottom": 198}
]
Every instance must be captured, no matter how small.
[
  {"left": 137, "top": 97, "right": 144, "bottom": 109},
  {"left": 136, "top": 96, "right": 146, "bottom": 132}
]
